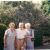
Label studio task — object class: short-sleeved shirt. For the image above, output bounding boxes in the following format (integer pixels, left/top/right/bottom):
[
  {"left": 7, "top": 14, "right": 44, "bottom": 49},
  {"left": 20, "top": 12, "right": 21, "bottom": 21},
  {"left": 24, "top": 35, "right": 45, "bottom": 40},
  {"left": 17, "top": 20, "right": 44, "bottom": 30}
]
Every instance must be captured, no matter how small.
[{"left": 16, "top": 28, "right": 27, "bottom": 39}]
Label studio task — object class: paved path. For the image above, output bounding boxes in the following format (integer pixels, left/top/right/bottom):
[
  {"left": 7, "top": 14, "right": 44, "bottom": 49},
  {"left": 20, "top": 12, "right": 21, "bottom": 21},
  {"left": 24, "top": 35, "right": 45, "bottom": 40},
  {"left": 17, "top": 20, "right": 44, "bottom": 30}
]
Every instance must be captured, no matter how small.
[
  {"left": 35, "top": 44, "right": 50, "bottom": 50},
  {"left": 35, "top": 49, "right": 50, "bottom": 50},
  {"left": 35, "top": 45, "right": 50, "bottom": 49}
]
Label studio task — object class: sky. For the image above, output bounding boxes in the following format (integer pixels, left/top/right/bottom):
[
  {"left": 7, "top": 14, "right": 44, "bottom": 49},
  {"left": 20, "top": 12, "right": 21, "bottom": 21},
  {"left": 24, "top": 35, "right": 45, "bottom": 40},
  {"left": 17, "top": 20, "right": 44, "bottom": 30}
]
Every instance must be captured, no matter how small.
[
  {"left": 0, "top": 0, "right": 45, "bottom": 11},
  {"left": 32, "top": 0, "right": 44, "bottom": 4},
  {"left": 0, "top": 0, "right": 45, "bottom": 3}
]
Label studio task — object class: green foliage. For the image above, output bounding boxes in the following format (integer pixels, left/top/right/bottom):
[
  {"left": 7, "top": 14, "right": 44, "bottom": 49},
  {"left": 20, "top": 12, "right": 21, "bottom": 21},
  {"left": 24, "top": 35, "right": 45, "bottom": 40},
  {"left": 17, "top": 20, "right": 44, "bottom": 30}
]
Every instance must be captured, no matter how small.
[
  {"left": 0, "top": 1, "right": 50, "bottom": 48},
  {"left": 0, "top": 1, "right": 44, "bottom": 27},
  {"left": 34, "top": 28, "right": 43, "bottom": 47},
  {"left": 0, "top": 24, "right": 7, "bottom": 50},
  {"left": 41, "top": 0, "right": 50, "bottom": 16}
]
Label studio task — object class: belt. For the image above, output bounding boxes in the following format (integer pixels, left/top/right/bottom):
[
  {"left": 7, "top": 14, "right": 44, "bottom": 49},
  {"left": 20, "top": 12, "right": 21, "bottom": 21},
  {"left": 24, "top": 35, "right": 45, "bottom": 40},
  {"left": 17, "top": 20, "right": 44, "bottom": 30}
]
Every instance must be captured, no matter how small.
[{"left": 17, "top": 38, "right": 25, "bottom": 40}]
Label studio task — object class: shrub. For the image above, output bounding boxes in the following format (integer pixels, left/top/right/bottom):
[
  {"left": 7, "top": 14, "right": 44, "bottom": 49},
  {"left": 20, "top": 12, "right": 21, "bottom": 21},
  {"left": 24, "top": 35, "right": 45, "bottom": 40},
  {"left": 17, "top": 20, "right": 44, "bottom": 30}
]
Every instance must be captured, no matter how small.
[
  {"left": 0, "top": 24, "right": 7, "bottom": 50},
  {"left": 34, "top": 29, "right": 43, "bottom": 47}
]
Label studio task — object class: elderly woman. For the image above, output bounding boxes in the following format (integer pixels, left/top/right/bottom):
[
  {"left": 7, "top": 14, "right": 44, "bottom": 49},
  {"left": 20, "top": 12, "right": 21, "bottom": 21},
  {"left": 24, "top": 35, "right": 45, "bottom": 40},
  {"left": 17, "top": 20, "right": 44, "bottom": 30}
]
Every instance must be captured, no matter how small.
[
  {"left": 25, "top": 23, "right": 34, "bottom": 50},
  {"left": 4, "top": 22, "right": 16, "bottom": 50},
  {"left": 15, "top": 22, "right": 27, "bottom": 50}
]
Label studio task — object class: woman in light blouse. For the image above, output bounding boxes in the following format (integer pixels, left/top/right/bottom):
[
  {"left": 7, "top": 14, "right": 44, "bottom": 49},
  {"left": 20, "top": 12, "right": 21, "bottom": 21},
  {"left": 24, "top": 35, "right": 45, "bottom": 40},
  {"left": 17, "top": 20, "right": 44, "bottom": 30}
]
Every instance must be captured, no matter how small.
[{"left": 25, "top": 23, "right": 34, "bottom": 50}]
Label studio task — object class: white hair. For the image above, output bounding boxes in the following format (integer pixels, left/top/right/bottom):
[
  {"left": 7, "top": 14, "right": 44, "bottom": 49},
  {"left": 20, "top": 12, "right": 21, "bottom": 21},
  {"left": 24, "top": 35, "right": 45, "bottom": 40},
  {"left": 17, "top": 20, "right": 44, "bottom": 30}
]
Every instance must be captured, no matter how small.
[
  {"left": 25, "top": 23, "right": 31, "bottom": 27},
  {"left": 19, "top": 22, "right": 24, "bottom": 26}
]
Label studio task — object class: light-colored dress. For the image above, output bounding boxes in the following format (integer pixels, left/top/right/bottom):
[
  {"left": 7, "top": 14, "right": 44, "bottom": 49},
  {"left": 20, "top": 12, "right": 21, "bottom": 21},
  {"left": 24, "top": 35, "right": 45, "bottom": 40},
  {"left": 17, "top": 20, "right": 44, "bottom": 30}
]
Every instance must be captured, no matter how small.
[
  {"left": 26, "top": 29, "right": 34, "bottom": 50},
  {"left": 4, "top": 29, "right": 16, "bottom": 50}
]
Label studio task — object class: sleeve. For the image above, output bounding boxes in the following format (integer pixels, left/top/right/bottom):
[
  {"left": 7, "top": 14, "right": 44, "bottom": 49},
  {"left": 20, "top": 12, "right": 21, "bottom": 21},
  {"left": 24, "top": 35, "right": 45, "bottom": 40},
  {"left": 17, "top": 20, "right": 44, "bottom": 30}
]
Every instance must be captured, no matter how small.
[
  {"left": 4, "top": 30, "right": 8, "bottom": 43},
  {"left": 31, "top": 29, "right": 34, "bottom": 38},
  {"left": 4, "top": 30, "right": 8, "bottom": 36}
]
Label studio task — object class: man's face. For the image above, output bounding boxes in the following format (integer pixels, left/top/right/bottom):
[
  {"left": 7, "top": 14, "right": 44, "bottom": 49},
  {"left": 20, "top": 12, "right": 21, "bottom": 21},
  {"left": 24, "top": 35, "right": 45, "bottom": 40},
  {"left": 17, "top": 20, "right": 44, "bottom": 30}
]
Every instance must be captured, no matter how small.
[{"left": 19, "top": 23, "right": 24, "bottom": 28}]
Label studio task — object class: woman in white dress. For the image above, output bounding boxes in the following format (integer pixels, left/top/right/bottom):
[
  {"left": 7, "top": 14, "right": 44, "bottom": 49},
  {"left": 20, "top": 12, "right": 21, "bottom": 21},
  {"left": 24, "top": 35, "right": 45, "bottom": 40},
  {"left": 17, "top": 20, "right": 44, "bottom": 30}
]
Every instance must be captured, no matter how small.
[
  {"left": 15, "top": 22, "right": 27, "bottom": 50},
  {"left": 4, "top": 22, "right": 16, "bottom": 50},
  {"left": 25, "top": 23, "right": 34, "bottom": 50}
]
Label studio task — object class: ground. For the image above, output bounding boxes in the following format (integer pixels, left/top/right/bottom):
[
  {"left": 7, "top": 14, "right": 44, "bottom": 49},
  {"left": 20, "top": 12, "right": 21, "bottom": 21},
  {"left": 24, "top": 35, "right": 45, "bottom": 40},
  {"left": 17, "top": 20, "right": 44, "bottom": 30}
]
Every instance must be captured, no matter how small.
[{"left": 35, "top": 44, "right": 50, "bottom": 50}]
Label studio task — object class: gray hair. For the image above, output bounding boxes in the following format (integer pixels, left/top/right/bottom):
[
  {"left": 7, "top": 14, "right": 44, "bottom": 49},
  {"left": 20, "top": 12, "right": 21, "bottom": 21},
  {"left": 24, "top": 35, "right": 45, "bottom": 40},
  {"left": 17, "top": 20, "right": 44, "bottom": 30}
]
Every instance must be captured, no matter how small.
[{"left": 25, "top": 23, "right": 31, "bottom": 27}]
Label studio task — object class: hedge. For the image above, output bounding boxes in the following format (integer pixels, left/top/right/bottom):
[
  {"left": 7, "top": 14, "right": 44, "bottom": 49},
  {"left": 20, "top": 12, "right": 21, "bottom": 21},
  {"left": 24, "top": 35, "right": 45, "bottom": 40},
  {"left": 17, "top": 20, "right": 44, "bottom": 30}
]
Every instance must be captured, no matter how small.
[
  {"left": 34, "top": 29, "right": 43, "bottom": 47},
  {"left": 0, "top": 24, "right": 7, "bottom": 50}
]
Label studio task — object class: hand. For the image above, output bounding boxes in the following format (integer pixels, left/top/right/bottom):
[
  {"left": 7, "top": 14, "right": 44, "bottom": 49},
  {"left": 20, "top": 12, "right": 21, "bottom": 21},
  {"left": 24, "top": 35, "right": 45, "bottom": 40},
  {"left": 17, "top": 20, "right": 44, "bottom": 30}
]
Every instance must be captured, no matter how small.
[{"left": 27, "top": 36, "right": 32, "bottom": 39}]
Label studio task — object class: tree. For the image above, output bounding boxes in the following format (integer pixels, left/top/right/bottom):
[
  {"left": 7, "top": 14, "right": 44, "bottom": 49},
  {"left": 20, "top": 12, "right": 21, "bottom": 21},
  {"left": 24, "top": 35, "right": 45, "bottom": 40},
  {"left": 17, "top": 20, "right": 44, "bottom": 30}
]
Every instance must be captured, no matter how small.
[
  {"left": 41, "top": 0, "right": 50, "bottom": 26},
  {"left": 0, "top": 1, "right": 45, "bottom": 28}
]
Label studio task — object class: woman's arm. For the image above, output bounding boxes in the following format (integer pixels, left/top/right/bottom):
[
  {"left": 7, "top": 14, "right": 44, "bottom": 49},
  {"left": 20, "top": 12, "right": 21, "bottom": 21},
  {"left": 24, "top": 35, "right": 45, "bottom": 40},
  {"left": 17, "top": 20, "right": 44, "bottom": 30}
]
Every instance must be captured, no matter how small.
[
  {"left": 4, "top": 30, "right": 8, "bottom": 48},
  {"left": 4, "top": 34, "right": 7, "bottom": 48},
  {"left": 31, "top": 29, "right": 34, "bottom": 38},
  {"left": 31, "top": 29, "right": 35, "bottom": 41}
]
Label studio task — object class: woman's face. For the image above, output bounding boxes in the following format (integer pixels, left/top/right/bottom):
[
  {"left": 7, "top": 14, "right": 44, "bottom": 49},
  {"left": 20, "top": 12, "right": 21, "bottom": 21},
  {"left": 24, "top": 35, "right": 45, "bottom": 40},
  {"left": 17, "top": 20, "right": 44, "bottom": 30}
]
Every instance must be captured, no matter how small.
[
  {"left": 9, "top": 23, "right": 15, "bottom": 29},
  {"left": 10, "top": 25, "right": 15, "bottom": 29},
  {"left": 25, "top": 25, "right": 31, "bottom": 29}
]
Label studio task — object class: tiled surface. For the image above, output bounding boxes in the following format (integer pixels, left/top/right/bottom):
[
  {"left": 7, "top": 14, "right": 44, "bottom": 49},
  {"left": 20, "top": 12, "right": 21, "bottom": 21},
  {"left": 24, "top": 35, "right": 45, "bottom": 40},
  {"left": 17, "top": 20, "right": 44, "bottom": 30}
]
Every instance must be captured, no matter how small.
[{"left": 35, "top": 49, "right": 50, "bottom": 50}]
